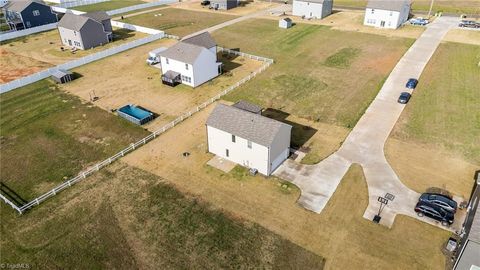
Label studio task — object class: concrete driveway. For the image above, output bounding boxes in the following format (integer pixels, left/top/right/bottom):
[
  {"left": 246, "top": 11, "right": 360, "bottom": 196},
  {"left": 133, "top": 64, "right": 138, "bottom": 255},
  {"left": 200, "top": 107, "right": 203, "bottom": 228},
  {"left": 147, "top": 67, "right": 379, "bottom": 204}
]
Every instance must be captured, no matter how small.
[{"left": 275, "top": 16, "right": 463, "bottom": 231}]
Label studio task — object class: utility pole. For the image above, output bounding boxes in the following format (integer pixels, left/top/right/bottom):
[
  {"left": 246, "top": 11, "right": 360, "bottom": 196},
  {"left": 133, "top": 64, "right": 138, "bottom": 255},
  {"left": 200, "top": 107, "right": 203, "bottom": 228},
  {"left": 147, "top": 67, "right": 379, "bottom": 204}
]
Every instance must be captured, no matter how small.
[{"left": 427, "top": 0, "right": 435, "bottom": 18}]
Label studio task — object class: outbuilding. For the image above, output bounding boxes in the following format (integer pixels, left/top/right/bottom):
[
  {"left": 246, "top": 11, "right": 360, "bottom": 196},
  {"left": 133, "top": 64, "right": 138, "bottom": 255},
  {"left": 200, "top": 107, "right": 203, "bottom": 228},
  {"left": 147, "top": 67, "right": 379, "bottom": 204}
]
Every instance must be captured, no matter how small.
[
  {"left": 209, "top": 0, "right": 238, "bottom": 10},
  {"left": 363, "top": 0, "right": 411, "bottom": 29},
  {"left": 292, "top": 0, "right": 333, "bottom": 19},
  {"left": 51, "top": 69, "right": 73, "bottom": 84},
  {"left": 206, "top": 103, "right": 292, "bottom": 176},
  {"left": 279, "top": 17, "right": 293, "bottom": 29}
]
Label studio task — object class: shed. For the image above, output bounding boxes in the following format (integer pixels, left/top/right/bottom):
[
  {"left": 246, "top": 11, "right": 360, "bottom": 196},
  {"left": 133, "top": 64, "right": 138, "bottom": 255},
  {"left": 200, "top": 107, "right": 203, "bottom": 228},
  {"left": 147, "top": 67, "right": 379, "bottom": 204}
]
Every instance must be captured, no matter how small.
[
  {"left": 51, "top": 69, "right": 73, "bottom": 84},
  {"left": 279, "top": 18, "right": 293, "bottom": 29}
]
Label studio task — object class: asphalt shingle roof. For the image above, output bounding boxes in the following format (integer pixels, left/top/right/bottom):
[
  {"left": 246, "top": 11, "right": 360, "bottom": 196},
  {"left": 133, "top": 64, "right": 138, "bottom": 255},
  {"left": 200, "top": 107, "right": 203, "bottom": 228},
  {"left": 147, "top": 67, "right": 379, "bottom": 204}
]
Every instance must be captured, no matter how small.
[
  {"left": 206, "top": 104, "right": 291, "bottom": 147},
  {"left": 366, "top": 0, "right": 410, "bottom": 12},
  {"left": 233, "top": 100, "right": 263, "bottom": 114},
  {"left": 159, "top": 42, "right": 205, "bottom": 64},
  {"left": 181, "top": 32, "right": 216, "bottom": 49},
  {"left": 4, "top": 0, "right": 45, "bottom": 12},
  {"left": 58, "top": 11, "right": 109, "bottom": 31}
]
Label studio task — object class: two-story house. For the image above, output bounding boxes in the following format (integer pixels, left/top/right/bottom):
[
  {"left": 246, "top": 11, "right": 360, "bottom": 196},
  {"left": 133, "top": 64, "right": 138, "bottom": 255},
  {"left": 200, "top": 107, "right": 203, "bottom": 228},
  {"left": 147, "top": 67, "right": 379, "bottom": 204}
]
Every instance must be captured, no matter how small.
[
  {"left": 3, "top": 0, "right": 58, "bottom": 31},
  {"left": 158, "top": 32, "right": 221, "bottom": 88},
  {"left": 363, "top": 0, "right": 411, "bottom": 29},
  {"left": 57, "top": 11, "right": 112, "bottom": 50},
  {"left": 206, "top": 102, "right": 292, "bottom": 176},
  {"left": 292, "top": 0, "right": 333, "bottom": 19}
]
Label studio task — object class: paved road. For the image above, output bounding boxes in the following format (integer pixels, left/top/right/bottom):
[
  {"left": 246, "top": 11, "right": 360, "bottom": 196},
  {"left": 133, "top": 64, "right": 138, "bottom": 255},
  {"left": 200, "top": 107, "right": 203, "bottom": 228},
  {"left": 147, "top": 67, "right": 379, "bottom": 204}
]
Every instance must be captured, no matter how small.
[{"left": 275, "top": 16, "right": 463, "bottom": 230}]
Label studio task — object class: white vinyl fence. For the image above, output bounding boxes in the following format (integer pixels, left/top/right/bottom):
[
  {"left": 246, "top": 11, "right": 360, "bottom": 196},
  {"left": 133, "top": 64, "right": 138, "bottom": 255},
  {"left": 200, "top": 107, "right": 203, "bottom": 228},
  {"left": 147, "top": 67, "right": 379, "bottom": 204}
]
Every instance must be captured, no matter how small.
[
  {"left": 0, "top": 48, "right": 274, "bottom": 214},
  {"left": 107, "top": 0, "right": 177, "bottom": 16},
  {"left": 0, "top": 23, "right": 58, "bottom": 42},
  {"left": 56, "top": 0, "right": 110, "bottom": 8},
  {"left": 111, "top": 21, "right": 163, "bottom": 34},
  {"left": 0, "top": 33, "right": 165, "bottom": 94}
]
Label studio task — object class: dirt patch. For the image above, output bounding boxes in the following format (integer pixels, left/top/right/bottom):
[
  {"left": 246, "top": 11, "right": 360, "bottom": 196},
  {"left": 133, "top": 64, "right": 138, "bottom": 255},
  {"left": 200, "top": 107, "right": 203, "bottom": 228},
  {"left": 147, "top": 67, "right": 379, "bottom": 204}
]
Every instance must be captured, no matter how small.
[{"left": 0, "top": 48, "right": 52, "bottom": 83}]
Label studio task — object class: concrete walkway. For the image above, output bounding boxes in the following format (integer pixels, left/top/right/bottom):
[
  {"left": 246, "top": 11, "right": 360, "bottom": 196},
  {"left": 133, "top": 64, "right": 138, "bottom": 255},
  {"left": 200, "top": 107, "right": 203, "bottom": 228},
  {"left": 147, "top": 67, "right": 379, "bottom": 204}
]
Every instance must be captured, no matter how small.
[{"left": 275, "top": 16, "right": 463, "bottom": 230}]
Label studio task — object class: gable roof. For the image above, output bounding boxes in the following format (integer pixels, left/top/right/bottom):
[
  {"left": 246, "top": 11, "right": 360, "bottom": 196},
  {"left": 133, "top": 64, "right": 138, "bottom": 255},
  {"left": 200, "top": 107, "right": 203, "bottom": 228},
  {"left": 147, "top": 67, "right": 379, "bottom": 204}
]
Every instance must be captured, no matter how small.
[
  {"left": 281, "top": 17, "right": 292, "bottom": 22},
  {"left": 58, "top": 11, "right": 108, "bottom": 31},
  {"left": 51, "top": 69, "right": 72, "bottom": 79},
  {"left": 4, "top": 0, "right": 46, "bottom": 12},
  {"left": 83, "top": 11, "right": 110, "bottom": 22},
  {"left": 233, "top": 100, "right": 263, "bottom": 114},
  {"left": 181, "top": 32, "right": 216, "bottom": 49},
  {"left": 366, "top": 0, "right": 410, "bottom": 12},
  {"left": 206, "top": 103, "right": 291, "bottom": 147},
  {"left": 159, "top": 42, "right": 206, "bottom": 64}
]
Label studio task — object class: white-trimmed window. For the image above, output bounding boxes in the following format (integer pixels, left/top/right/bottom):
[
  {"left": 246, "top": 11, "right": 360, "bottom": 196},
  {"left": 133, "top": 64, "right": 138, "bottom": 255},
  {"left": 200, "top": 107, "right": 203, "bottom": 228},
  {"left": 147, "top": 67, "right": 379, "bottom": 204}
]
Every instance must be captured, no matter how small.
[
  {"left": 25, "top": 21, "right": 31, "bottom": 27},
  {"left": 185, "top": 63, "right": 189, "bottom": 70},
  {"left": 247, "top": 141, "right": 252, "bottom": 149},
  {"left": 371, "top": 9, "right": 374, "bottom": 14},
  {"left": 165, "top": 58, "right": 169, "bottom": 64},
  {"left": 232, "top": 135, "right": 236, "bottom": 143},
  {"left": 33, "top": 10, "right": 40, "bottom": 16}
]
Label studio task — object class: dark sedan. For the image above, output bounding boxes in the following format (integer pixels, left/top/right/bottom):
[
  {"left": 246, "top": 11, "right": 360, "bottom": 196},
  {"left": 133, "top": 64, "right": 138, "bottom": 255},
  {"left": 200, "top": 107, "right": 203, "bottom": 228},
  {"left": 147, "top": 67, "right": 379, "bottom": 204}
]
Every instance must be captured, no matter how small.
[
  {"left": 415, "top": 201, "right": 454, "bottom": 226},
  {"left": 406, "top": 78, "right": 418, "bottom": 89},
  {"left": 419, "top": 193, "right": 457, "bottom": 213},
  {"left": 398, "top": 92, "right": 411, "bottom": 104}
]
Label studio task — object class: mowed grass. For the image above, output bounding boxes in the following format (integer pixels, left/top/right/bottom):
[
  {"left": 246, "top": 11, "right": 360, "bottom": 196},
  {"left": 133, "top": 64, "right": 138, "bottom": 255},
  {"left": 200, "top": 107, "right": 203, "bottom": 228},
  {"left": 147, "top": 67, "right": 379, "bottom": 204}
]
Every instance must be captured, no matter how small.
[
  {"left": 213, "top": 19, "right": 413, "bottom": 128},
  {"left": 334, "top": 0, "right": 480, "bottom": 14},
  {"left": 123, "top": 8, "right": 237, "bottom": 37},
  {"left": 0, "top": 80, "right": 149, "bottom": 201},
  {"left": 392, "top": 42, "right": 480, "bottom": 164},
  {"left": 74, "top": 0, "right": 146, "bottom": 12},
  {"left": 0, "top": 164, "right": 325, "bottom": 269}
]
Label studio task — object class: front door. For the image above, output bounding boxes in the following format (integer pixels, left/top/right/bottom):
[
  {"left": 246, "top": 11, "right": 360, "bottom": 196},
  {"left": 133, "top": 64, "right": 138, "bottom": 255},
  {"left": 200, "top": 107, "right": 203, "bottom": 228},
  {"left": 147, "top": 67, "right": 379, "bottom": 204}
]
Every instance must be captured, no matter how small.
[{"left": 380, "top": 21, "right": 385, "bottom": 27}]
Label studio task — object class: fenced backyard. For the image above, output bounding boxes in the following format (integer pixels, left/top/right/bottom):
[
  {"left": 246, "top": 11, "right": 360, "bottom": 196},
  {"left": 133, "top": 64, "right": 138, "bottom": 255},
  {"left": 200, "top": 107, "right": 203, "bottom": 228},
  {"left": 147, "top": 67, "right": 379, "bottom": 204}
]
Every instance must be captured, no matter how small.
[{"left": 0, "top": 48, "right": 274, "bottom": 214}]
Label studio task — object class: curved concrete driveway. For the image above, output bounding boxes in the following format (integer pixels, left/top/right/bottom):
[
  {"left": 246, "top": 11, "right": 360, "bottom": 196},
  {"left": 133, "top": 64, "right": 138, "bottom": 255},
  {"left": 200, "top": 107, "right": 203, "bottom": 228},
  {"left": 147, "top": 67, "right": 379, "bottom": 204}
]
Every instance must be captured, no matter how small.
[{"left": 275, "top": 16, "right": 462, "bottom": 230}]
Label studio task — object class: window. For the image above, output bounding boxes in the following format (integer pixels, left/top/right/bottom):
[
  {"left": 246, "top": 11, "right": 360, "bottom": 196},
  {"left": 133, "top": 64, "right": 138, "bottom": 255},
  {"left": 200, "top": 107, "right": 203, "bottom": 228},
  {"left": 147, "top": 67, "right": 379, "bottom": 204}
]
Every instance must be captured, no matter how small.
[
  {"left": 371, "top": 9, "right": 374, "bottom": 14},
  {"left": 25, "top": 21, "right": 31, "bottom": 27},
  {"left": 32, "top": 10, "right": 40, "bottom": 16},
  {"left": 185, "top": 63, "right": 189, "bottom": 70},
  {"left": 247, "top": 141, "right": 252, "bottom": 149},
  {"left": 165, "top": 58, "right": 169, "bottom": 64},
  {"left": 231, "top": 135, "right": 236, "bottom": 143},
  {"left": 389, "top": 11, "right": 393, "bottom": 16},
  {"left": 225, "top": 149, "right": 229, "bottom": 157}
]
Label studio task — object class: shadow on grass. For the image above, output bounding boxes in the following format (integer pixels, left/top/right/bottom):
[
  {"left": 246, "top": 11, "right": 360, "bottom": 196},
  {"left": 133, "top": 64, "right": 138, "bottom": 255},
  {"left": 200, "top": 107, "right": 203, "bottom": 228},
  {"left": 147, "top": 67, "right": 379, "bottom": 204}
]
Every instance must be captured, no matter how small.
[
  {"left": 0, "top": 182, "right": 28, "bottom": 206},
  {"left": 263, "top": 108, "right": 317, "bottom": 150},
  {"left": 113, "top": 29, "right": 136, "bottom": 40}
]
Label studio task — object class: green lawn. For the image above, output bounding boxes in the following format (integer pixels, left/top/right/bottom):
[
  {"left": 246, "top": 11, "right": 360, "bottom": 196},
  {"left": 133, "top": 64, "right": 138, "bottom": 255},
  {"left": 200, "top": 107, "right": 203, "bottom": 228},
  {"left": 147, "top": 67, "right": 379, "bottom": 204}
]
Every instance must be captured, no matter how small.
[
  {"left": 334, "top": 0, "right": 480, "bottom": 14},
  {"left": 74, "top": 0, "right": 146, "bottom": 12},
  {"left": 123, "top": 8, "right": 237, "bottom": 37},
  {"left": 212, "top": 19, "right": 413, "bottom": 128},
  {"left": 0, "top": 164, "right": 325, "bottom": 269},
  {"left": 392, "top": 42, "right": 480, "bottom": 164},
  {"left": 0, "top": 80, "right": 149, "bottom": 201}
]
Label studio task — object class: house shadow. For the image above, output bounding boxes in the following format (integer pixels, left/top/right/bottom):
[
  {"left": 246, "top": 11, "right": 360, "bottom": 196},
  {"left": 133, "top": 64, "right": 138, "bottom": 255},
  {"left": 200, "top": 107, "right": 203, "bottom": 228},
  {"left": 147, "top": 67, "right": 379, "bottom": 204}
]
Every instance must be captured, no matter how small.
[
  {"left": 238, "top": 0, "right": 254, "bottom": 7},
  {"left": 262, "top": 108, "right": 317, "bottom": 150},
  {"left": 218, "top": 49, "right": 242, "bottom": 72},
  {"left": 0, "top": 182, "right": 28, "bottom": 207},
  {"left": 113, "top": 29, "right": 136, "bottom": 40}
]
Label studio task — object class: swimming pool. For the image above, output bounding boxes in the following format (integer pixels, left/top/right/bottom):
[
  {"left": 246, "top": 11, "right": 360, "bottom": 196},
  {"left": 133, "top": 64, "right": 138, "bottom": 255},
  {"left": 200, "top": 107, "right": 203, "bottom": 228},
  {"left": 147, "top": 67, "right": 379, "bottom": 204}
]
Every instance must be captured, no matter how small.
[{"left": 117, "top": 105, "right": 154, "bottom": 125}]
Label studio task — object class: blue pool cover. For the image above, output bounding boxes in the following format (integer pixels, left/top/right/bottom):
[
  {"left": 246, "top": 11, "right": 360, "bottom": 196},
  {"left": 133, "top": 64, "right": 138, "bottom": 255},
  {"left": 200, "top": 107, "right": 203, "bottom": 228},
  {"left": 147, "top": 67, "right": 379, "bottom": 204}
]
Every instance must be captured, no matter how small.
[{"left": 118, "top": 105, "right": 154, "bottom": 125}]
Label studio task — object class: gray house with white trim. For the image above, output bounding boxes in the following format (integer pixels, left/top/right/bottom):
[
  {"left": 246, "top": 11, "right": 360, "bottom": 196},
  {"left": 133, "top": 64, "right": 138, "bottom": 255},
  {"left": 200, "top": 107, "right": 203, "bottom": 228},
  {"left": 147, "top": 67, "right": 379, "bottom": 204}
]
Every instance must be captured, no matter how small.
[
  {"left": 57, "top": 11, "right": 112, "bottom": 50},
  {"left": 3, "top": 0, "right": 58, "bottom": 30}
]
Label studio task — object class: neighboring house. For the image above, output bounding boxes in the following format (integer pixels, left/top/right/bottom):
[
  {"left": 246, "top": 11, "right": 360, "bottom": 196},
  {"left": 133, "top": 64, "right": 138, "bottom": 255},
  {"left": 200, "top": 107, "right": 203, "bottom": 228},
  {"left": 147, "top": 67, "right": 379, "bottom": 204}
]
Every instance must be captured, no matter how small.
[
  {"left": 159, "top": 32, "right": 221, "bottom": 88},
  {"left": 279, "top": 17, "right": 292, "bottom": 29},
  {"left": 206, "top": 102, "right": 292, "bottom": 176},
  {"left": 0, "top": 0, "right": 9, "bottom": 8},
  {"left": 57, "top": 11, "right": 112, "bottom": 50},
  {"left": 3, "top": 0, "right": 58, "bottom": 31},
  {"left": 210, "top": 0, "right": 238, "bottom": 10},
  {"left": 292, "top": 0, "right": 333, "bottom": 19},
  {"left": 453, "top": 174, "right": 480, "bottom": 270},
  {"left": 363, "top": 0, "right": 411, "bottom": 29}
]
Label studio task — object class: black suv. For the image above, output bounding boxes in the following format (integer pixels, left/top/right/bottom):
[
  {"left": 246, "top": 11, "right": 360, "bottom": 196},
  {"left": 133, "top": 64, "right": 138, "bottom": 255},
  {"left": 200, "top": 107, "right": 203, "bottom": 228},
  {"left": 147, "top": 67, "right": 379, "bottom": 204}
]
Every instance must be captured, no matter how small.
[
  {"left": 419, "top": 193, "right": 457, "bottom": 213},
  {"left": 415, "top": 201, "right": 454, "bottom": 226}
]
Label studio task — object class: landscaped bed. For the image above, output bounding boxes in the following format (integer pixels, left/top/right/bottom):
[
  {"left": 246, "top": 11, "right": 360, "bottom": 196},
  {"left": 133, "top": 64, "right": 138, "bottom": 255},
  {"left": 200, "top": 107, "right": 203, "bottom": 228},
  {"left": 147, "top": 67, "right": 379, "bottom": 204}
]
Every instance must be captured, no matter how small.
[{"left": 122, "top": 7, "right": 237, "bottom": 37}]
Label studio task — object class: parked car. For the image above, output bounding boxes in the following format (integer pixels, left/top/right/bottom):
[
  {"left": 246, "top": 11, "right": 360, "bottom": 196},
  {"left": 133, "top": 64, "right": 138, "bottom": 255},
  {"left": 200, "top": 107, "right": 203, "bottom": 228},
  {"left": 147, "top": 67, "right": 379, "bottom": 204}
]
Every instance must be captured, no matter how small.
[
  {"left": 406, "top": 78, "right": 418, "bottom": 89},
  {"left": 415, "top": 201, "right": 454, "bottom": 226},
  {"left": 459, "top": 20, "right": 480, "bottom": 28},
  {"left": 410, "top": 17, "right": 429, "bottom": 26},
  {"left": 201, "top": 0, "right": 210, "bottom": 6},
  {"left": 419, "top": 193, "right": 458, "bottom": 213},
  {"left": 397, "top": 92, "right": 411, "bottom": 104}
]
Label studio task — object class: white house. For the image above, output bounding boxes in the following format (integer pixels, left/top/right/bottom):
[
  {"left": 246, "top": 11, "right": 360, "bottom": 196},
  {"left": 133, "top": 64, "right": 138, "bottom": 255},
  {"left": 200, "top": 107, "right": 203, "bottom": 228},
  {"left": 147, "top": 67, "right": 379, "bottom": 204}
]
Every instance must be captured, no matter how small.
[
  {"left": 363, "top": 0, "right": 411, "bottom": 29},
  {"left": 279, "top": 17, "right": 293, "bottom": 29},
  {"left": 206, "top": 102, "right": 292, "bottom": 176},
  {"left": 292, "top": 0, "right": 333, "bottom": 19},
  {"left": 158, "top": 32, "right": 221, "bottom": 88}
]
